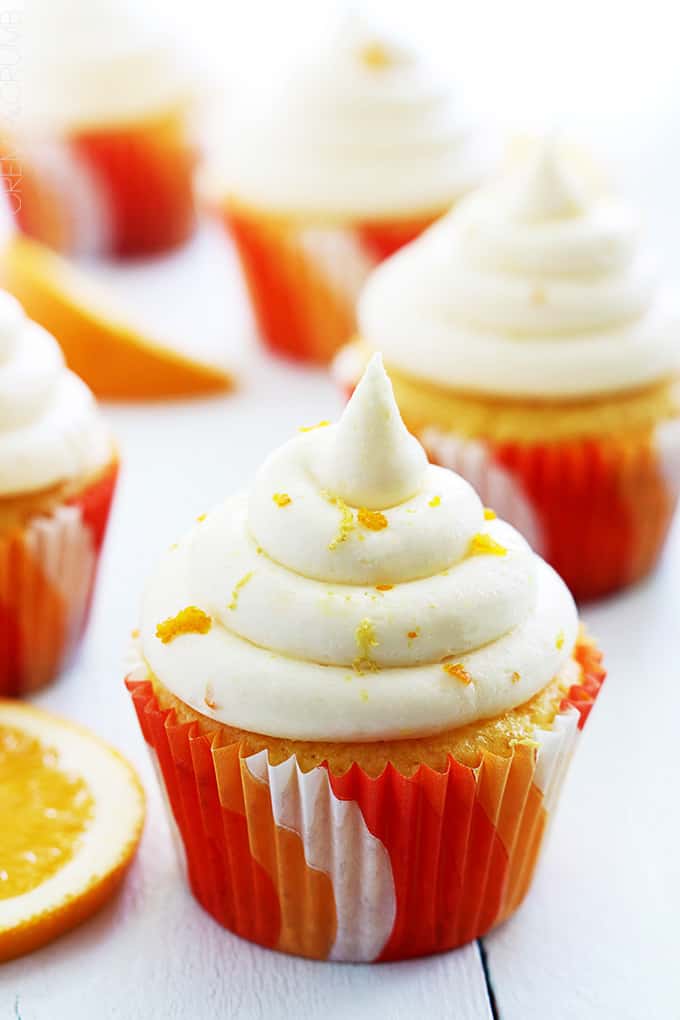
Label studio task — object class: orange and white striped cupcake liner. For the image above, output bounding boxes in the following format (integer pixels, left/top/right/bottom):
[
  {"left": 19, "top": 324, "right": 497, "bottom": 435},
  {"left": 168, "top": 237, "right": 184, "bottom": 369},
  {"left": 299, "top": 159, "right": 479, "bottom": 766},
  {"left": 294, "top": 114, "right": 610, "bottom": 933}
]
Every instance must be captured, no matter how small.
[
  {"left": 223, "top": 202, "right": 439, "bottom": 364},
  {"left": 419, "top": 423, "right": 680, "bottom": 602},
  {"left": 126, "top": 637, "right": 604, "bottom": 962},
  {"left": 1, "top": 108, "right": 196, "bottom": 258},
  {"left": 0, "top": 460, "right": 118, "bottom": 695}
]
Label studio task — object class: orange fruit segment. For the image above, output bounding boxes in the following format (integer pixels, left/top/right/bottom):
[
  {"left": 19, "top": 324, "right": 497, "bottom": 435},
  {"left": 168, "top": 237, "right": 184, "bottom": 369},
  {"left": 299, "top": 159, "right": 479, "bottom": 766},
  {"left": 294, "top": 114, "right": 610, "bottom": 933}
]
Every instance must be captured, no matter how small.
[
  {"left": 0, "top": 701, "right": 145, "bottom": 962},
  {"left": 0, "top": 235, "right": 234, "bottom": 399}
]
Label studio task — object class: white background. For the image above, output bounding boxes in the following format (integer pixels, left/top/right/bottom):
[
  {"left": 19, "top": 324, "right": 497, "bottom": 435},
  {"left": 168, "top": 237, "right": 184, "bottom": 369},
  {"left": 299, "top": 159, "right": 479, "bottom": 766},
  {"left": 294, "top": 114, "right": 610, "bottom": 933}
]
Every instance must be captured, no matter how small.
[{"left": 3, "top": 1, "right": 680, "bottom": 1017}]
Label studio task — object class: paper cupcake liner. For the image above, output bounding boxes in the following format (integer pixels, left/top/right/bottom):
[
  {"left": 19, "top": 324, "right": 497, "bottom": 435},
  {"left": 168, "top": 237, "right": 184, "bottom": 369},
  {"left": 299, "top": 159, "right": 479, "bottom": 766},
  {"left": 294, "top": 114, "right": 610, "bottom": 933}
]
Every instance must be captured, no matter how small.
[
  {"left": 1, "top": 108, "right": 196, "bottom": 257},
  {"left": 420, "top": 424, "right": 680, "bottom": 601},
  {"left": 0, "top": 461, "right": 118, "bottom": 696},
  {"left": 223, "top": 203, "right": 438, "bottom": 364},
  {"left": 126, "top": 638, "right": 604, "bottom": 962}
]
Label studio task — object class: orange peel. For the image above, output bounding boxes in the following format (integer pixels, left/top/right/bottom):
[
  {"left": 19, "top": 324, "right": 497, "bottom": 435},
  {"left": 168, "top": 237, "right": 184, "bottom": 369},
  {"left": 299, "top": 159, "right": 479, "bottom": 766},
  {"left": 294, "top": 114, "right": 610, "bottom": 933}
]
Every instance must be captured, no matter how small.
[
  {"left": 0, "top": 700, "right": 145, "bottom": 962},
  {"left": 0, "top": 235, "right": 234, "bottom": 399}
]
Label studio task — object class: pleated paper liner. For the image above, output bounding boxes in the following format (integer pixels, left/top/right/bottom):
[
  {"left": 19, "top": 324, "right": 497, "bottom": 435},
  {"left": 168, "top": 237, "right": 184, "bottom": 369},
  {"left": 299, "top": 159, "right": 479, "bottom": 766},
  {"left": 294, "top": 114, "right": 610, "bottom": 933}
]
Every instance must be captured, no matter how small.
[
  {"left": 126, "top": 638, "right": 604, "bottom": 962},
  {"left": 0, "top": 459, "right": 118, "bottom": 696},
  {"left": 223, "top": 202, "right": 438, "bottom": 364},
  {"left": 420, "top": 424, "right": 680, "bottom": 602},
  {"left": 1, "top": 105, "right": 196, "bottom": 258}
]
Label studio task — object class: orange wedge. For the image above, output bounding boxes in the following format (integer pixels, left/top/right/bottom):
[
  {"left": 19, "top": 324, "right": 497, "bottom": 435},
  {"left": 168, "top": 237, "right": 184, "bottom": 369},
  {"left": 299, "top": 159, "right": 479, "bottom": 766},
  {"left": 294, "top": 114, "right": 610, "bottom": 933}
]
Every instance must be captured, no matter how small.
[
  {"left": 0, "top": 235, "right": 233, "bottom": 399},
  {"left": 0, "top": 701, "right": 145, "bottom": 962}
]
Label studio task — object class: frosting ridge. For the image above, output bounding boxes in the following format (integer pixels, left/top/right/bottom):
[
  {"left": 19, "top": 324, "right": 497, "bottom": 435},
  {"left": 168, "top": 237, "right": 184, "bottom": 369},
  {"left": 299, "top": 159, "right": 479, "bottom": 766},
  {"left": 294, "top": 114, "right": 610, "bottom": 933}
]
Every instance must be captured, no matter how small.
[
  {"left": 0, "top": 292, "right": 112, "bottom": 496},
  {"left": 141, "top": 358, "right": 577, "bottom": 740}
]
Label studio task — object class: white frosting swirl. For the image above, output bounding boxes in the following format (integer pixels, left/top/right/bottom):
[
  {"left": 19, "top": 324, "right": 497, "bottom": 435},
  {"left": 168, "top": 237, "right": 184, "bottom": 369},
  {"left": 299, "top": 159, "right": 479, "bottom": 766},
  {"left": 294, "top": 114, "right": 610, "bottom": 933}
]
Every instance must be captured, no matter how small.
[
  {"left": 141, "top": 355, "right": 577, "bottom": 741},
  {"left": 359, "top": 142, "right": 680, "bottom": 398},
  {"left": 216, "top": 11, "right": 493, "bottom": 218},
  {"left": 0, "top": 292, "right": 112, "bottom": 496},
  {"left": 21, "top": 0, "right": 188, "bottom": 133}
]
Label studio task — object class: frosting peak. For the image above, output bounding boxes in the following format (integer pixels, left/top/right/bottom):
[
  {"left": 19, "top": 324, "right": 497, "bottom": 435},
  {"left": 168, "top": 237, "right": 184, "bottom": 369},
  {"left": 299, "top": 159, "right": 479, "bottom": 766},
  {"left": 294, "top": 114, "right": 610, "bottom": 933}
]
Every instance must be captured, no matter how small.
[
  {"left": 141, "top": 361, "right": 578, "bottom": 741},
  {"left": 216, "top": 15, "right": 493, "bottom": 218},
  {"left": 315, "top": 354, "right": 426, "bottom": 509},
  {"left": 508, "top": 141, "right": 585, "bottom": 223},
  {"left": 325, "top": 9, "right": 408, "bottom": 71}
]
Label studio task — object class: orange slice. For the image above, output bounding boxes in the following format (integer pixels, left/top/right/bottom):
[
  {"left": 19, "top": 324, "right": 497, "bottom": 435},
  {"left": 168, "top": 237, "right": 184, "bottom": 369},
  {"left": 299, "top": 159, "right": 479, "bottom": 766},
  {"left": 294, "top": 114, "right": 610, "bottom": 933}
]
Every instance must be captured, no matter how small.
[
  {"left": 0, "top": 235, "right": 234, "bottom": 399},
  {"left": 0, "top": 700, "right": 145, "bottom": 962}
]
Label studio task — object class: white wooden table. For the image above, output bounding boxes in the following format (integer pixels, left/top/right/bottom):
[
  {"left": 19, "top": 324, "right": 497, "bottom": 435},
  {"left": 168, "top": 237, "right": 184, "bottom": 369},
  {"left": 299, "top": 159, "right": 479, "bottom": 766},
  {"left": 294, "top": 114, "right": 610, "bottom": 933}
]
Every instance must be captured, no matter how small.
[{"left": 2, "top": 223, "right": 679, "bottom": 1019}]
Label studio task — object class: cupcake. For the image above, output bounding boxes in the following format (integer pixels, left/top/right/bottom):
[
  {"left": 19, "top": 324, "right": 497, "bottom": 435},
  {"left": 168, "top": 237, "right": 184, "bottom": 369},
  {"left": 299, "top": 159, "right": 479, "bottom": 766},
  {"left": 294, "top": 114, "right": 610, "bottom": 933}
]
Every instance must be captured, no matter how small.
[
  {"left": 126, "top": 355, "right": 604, "bottom": 961},
  {"left": 207, "top": 12, "right": 493, "bottom": 363},
  {"left": 1, "top": 0, "right": 196, "bottom": 257},
  {"left": 0, "top": 291, "right": 117, "bottom": 694},
  {"left": 337, "top": 143, "right": 680, "bottom": 601}
]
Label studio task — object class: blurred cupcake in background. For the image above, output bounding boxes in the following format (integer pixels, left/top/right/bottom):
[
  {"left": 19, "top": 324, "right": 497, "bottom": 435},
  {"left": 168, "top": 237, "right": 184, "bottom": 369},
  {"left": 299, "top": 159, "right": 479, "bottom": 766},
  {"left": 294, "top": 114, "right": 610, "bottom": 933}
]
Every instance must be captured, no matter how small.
[
  {"left": 1, "top": 0, "right": 196, "bottom": 258},
  {"left": 0, "top": 291, "right": 117, "bottom": 694},
  {"left": 336, "top": 142, "right": 680, "bottom": 600},
  {"left": 205, "top": 10, "right": 495, "bottom": 364}
]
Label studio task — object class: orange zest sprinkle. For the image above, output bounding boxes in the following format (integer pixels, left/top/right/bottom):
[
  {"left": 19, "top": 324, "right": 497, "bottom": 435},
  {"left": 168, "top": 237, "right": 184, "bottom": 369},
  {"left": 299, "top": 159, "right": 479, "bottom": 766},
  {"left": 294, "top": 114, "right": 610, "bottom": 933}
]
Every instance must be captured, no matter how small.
[
  {"left": 375, "top": 584, "right": 393, "bottom": 592},
  {"left": 323, "top": 491, "right": 355, "bottom": 550},
  {"left": 299, "top": 420, "right": 330, "bottom": 432},
  {"left": 407, "top": 629, "right": 419, "bottom": 641},
  {"left": 229, "top": 572, "right": 254, "bottom": 611},
  {"left": 156, "top": 606, "right": 212, "bottom": 644},
  {"left": 556, "top": 630, "right": 565, "bottom": 650},
  {"left": 353, "top": 619, "right": 379, "bottom": 673},
  {"left": 272, "top": 492, "right": 292, "bottom": 508},
  {"left": 357, "top": 507, "right": 388, "bottom": 531},
  {"left": 130, "top": 628, "right": 140, "bottom": 640},
  {"left": 483, "top": 508, "right": 497, "bottom": 520},
  {"left": 361, "top": 40, "right": 392, "bottom": 69},
  {"left": 204, "top": 684, "right": 218, "bottom": 711},
  {"left": 468, "top": 533, "right": 507, "bottom": 557},
  {"left": 429, "top": 495, "right": 441, "bottom": 507},
  {"left": 442, "top": 662, "right": 472, "bottom": 685},
  {"left": 511, "top": 671, "right": 521, "bottom": 684},
  {"left": 196, "top": 513, "right": 207, "bottom": 522}
]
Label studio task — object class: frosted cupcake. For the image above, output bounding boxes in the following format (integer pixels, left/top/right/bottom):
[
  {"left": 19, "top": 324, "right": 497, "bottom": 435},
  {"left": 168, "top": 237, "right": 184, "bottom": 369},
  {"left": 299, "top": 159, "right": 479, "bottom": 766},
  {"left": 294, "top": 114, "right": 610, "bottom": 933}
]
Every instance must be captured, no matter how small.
[
  {"left": 207, "top": 12, "right": 493, "bottom": 363},
  {"left": 0, "top": 291, "right": 117, "bottom": 694},
  {"left": 127, "top": 355, "right": 604, "bottom": 961},
  {"left": 337, "top": 143, "right": 680, "bottom": 600},
  {"left": 1, "top": 0, "right": 196, "bottom": 257}
]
